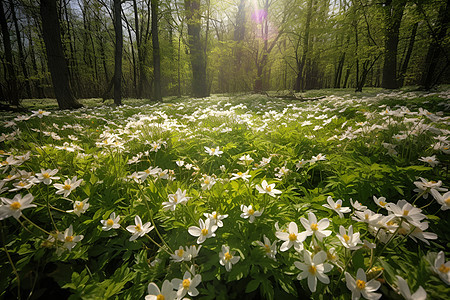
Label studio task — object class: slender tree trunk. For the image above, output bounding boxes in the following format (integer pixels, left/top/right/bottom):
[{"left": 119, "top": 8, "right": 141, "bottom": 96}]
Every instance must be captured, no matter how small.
[
  {"left": 27, "top": 17, "right": 45, "bottom": 98},
  {"left": 0, "top": 0, "right": 19, "bottom": 105},
  {"left": 334, "top": 52, "right": 345, "bottom": 88},
  {"left": 381, "top": 0, "right": 406, "bottom": 89},
  {"left": 113, "top": 0, "right": 122, "bottom": 105},
  {"left": 151, "top": 0, "right": 162, "bottom": 101},
  {"left": 398, "top": 22, "right": 418, "bottom": 87},
  {"left": 40, "top": 0, "right": 82, "bottom": 109},
  {"left": 295, "top": 0, "right": 313, "bottom": 92},
  {"left": 185, "top": 0, "right": 209, "bottom": 97}
]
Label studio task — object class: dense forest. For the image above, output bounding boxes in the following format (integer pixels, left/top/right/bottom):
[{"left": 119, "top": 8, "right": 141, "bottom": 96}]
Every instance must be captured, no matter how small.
[{"left": 0, "top": 0, "right": 449, "bottom": 109}]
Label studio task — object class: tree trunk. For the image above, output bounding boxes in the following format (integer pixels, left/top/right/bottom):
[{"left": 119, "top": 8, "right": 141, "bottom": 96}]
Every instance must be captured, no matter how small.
[
  {"left": 398, "top": 22, "right": 418, "bottom": 87},
  {"left": 420, "top": 0, "right": 450, "bottom": 90},
  {"left": 151, "top": 0, "right": 162, "bottom": 101},
  {"left": 113, "top": 0, "right": 122, "bottom": 105},
  {"left": 185, "top": 0, "right": 209, "bottom": 97},
  {"left": 0, "top": 0, "right": 19, "bottom": 105},
  {"left": 294, "top": 0, "right": 313, "bottom": 92},
  {"left": 381, "top": 0, "right": 406, "bottom": 89},
  {"left": 40, "top": 0, "right": 82, "bottom": 109}
]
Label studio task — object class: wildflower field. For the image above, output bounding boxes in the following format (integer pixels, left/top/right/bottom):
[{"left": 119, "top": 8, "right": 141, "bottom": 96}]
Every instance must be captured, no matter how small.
[{"left": 0, "top": 89, "right": 449, "bottom": 300}]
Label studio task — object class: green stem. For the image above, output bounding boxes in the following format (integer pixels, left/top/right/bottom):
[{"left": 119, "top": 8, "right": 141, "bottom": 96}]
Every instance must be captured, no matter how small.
[
  {"left": 21, "top": 215, "right": 51, "bottom": 235},
  {"left": 0, "top": 222, "right": 21, "bottom": 300}
]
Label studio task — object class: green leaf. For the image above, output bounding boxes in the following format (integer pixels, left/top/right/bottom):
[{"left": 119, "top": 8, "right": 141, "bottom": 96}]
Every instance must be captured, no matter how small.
[{"left": 245, "top": 279, "right": 260, "bottom": 293}]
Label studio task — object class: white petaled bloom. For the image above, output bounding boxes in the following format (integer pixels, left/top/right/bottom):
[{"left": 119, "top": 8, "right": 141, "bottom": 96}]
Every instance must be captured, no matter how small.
[
  {"left": 54, "top": 176, "right": 83, "bottom": 198},
  {"left": 337, "top": 225, "right": 362, "bottom": 250},
  {"left": 126, "top": 215, "right": 154, "bottom": 241},
  {"left": 255, "top": 180, "right": 282, "bottom": 197},
  {"left": 188, "top": 218, "right": 218, "bottom": 244},
  {"left": 172, "top": 271, "right": 202, "bottom": 298},
  {"left": 239, "top": 154, "right": 254, "bottom": 165},
  {"left": 413, "top": 177, "right": 447, "bottom": 199},
  {"left": 0, "top": 193, "right": 36, "bottom": 220},
  {"left": 399, "top": 221, "right": 437, "bottom": 245},
  {"left": 57, "top": 225, "right": 84, "bottom": 251},
  {"left": 31, "top": 109, "right": 50, "bottom": 118},
  {"left": 230, "top": 170, "right": 251, "bottom": 181},
  {"left": 322, "top": 196, "right": 351, "bottom": 218},
  {"left": 275, "top": 166, "right": 290, "bottom": 178},
  {"left": 296, "top": 159, "right": 310, "bottom": 169},
  {"left": 310, "top": 153, "right": 326, "bottom": 163},
  {"left": 200, "top": 175, "right": 216, "bottom": 190},
  {"left": 203, "top": 211, "right": 228, "bottom": 227},
  {"left": 418, "top": 155, "right": 439, "bottom": 167},
  {"left": 256, "top": 235, "right": 277, "bottom": 260},
  {"left": 345, "top": 268, "right": 382, "bottom": 300},
  {"left": 300, "top": 212, "right": 332, "bottom": 242},
  {"left": 275, "top": 221, "right": 307, "bottom": 252},
  {"left": 294, "top": 250, "right": 333, "bottom": 293},
  {"left": 387, "top": 199, "right": 427, "bottom": 227},
  {"left": 432, "top": 251, "right": 450, "bottom": 285},
  {"left": 145, "top": 280, "right": 177, "bottom": 300},
  {"left": 219, "top": 245, "right": 240, "bottom": 272},
  {"left": 176, "top": 160, "right": 184, "bottom": 167},
  {"left": 352, "top": 209, "right": 382, "bottom": 226},
  {"left": 35, "top": 169, "right": 60, "bottom": 185},
  {"left": 240, "top": 204, "right": 263, "bottom": 223},
  {"left": 204, "top": 146, "right": 223, "bottom": 156},
  {"left": 350, "top": 198, "right": 367, "bottom": 211},
  {"left": 362, "top": 240, "right": 377, "bottom": 250},
  {"left": 373, "top": 196, "right": 389, "bottom": 209},
  {"left": 149, "top": 142, "right": 161, "bottom": 152},
  {"left": 185, "top": 245, "right": 202, "bottom": 261},
  {"left": 430, "top": 189, "right": 450, "bottom": 211},
  {"left": 67, "top": 198, "right": 90, "bottom": 216},
  {"left": 171, "top": 246, "right": 188, "bottom": 262},
  {"left": 396, "top": 275, "right": 427, "bottom": 300},
  {"left": 162, "top": 188, "right": 190, "bottom": 211},
  {"left": 100, "top": 212, "right": 120, "bottom": 231}
]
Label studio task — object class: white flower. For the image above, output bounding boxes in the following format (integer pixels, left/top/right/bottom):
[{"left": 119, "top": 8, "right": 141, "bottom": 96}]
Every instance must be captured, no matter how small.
[
  {"left": 322, "top": 196, "right": 351, "bottom": 218},
  {"left": 57, "top": 225, "right": 84, "bottom": 251},
  {"left": 387, "top": 199, "right": 426, "bottom": 227},
  {"left": 100, "top": 212, "right": 120, "bottom": 231},
  {"left": 430, "top": 189, "right": 450, "bottom": 211},
  {"left": 419, "top": 155, "right": 439, "bottom": 167},
  {"left": 67, "top": 198, "right": 89, "bottom": 216},
  {"left": 171, "top": 246, "right": 188, "bottom": 262},
  {"left": 240, "top": 204, "right": 263, "bottom": 223},
  {"left": 0, "top": 193, "right": 36, "bottom": 220},
  {"left": 126, "top": 216, "right": 154, "bottom": 241},
  {"left": 294, "top": 250, "right": 333, "bottom": 293},
  {"left": 255, "top": 180, "right": 282, "bottom": 197},
  {"left": 172, "top": 271, "right": 202, "bottom": 298},
  {"left": 176, "top": 160, "right": 184, "bottom": 167},
  {"left": 373, "top": 196, "right": 389, "bottom": 209},
  {"left": 188, "top": 218, "right": 218, "bottom": 244},
  {"left": 300, "top": 212, "right": 332, "bottom": 242},
  {"left": 203, "top": 211, "right": 228, "bottom": 227},
  {"left": 35, "top": 169, "right": 60, "bottom": 185},
  {"left": 230, "top": 170, "right": 251, "bottom": 181},
  {"left": 256, "top": 235, "right": 277, "bottom": 260},
  {"left": 352, "top": 209, "right": 382, "bottom": 226},
  {"left": 149, "top": 142, "right": 161, "bottom": 152},
  {"left": 145, "top": 280, "right": 177, "bottom": 300},
  {"left": 54, "top": 176, "right": 83, "bottom": 198},
  {"left": 432, "top": 251, "right": 450, "bottom": 285},
  {"left": 185, "top": 245, "right": 202, "bottom": 261},
  {"left": 396, "top": 275, "right": 427, "bottom": 300},
  {"left": 219, "top": 245, "right": 240, "bottom": 272},
  {"left": 31, "top": 109, "right": 50, "bottom": 118},
  {"left": 162, "top": 188, "right": 190, "bottom": 211},
  {"left": 275, "top": 221, "right": 307, "bottom": 252},
  {"left": 337, "top": 225, "right": 362, "bottom": 250},
  {"left": 275, "top": 166, "right": 290, "bottom": 178},
  {"left": 345, "top": 268, "right": 381, "bottom": 300},
  {"left": 413, "top": 177, "right": 447, "bottom": 199},
  {"left": 296, "top": 159, "right": 310, "bottom": 169},
  {"left": 200, "top": 175, "right": 216, "bottom": 190},
  {"left": 350, "top": 198, "right": 367, "bottom": 211},
  {"left": 205, "top": 146, "right": 223, "bottom": 156},
  {"left": 311, "top": 153, "right": 326, "bottom": 163},
  {"left": 238, "top": 154, "right": 254, "bottom": 165}
]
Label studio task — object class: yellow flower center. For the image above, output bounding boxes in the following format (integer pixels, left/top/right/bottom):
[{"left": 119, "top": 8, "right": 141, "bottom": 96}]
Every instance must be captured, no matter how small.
[
  {"left": 106, "top": 219, "right": 114, "bottom": 226},
  {"left": 356, "top": 279, "right": 366, "bottom": 290},
  {"left": 310, "top": 223, "right": 318, "bottom": 231},
  {"left": 204, "top": 179, "right": 210, "bottom": 185},
  {"left": 403, "top": 210, "right": 409, "bottom": 216},
  {"left": 308, "top": 265, "right": 317, "bottom": 274},
  {"left": 63, "top": 184, "right": 71, "bottom": 190},
  {"left": 327, "top": 251, "right": 336, "bottom": 260},
  {"left": 288, "top": 233, "right": 297, "bottom": 241},
  {"left": 145, "top": 169, "right": 150, "bottom": 174},
  {"left": 65, "top": 236, "right": 74, "bottom": 242},
  {"left": 364, "top": 214, "right": 369, "bottom": 220},
  {"left": 248, "top": 208, "right": 255, "bottom": 215},
  {"left": 18, "top": 182, "right": 26, "bottom": 187},
  {"left": 444, "top": 198, "right": 450, "bottom": 205},
  {"left": 75, "top": 202, "right": 84, "bottom": 210},
  {"left": 264, "top": 244, "right": 271, "bottom": 253},
  {"left": 439, "top": 264, "right": 450, "bottom": 273},
  {"left": 237, "top": 172, "right": 243, "bottom": 176},
  {"left": 173, "top": 195, "right": 178, "bottom": 203},
  {"left": 156, "top": 294, "right": 165, "bottom": 300},
  {"left": 343, "top": 234, "right": 350, "bottom": 242},
  {"left": 266, "top": 186, "right": 272, "bottom": 192},
  {"left": 213, "top": 213, "right": 217, "bottom": 219},
  {"left": 182, "top": 278, "right": 191, "bottom": 289},
  {"left": 211, "top": 148, "right": 215, "bottom": 153},
  {"left": 387, "top": 221, "right": 396, "bottom": 226},
  {"left": 224, "top": 252, "right": 232, "bottom": 260},
  {"left": 43, "top": 173, "right": 50, "bottom": 179},
  {"left": 177, "top": 249, "right": 184, "bottom": 257},
  {"left": 336, "top": 204, "right": 341, "bottom": 209},
  {"left": 10, "top": 201, "right": 21, "bottom": 210},
  {"left": 135, "top": 224, "right": 142, "bottom": 232},
  {"left": 201, "top": 228, "right": 208, "bottom": 235},
  {"left": 379, "top": 200, "right": 386, "bottom": 206}
]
